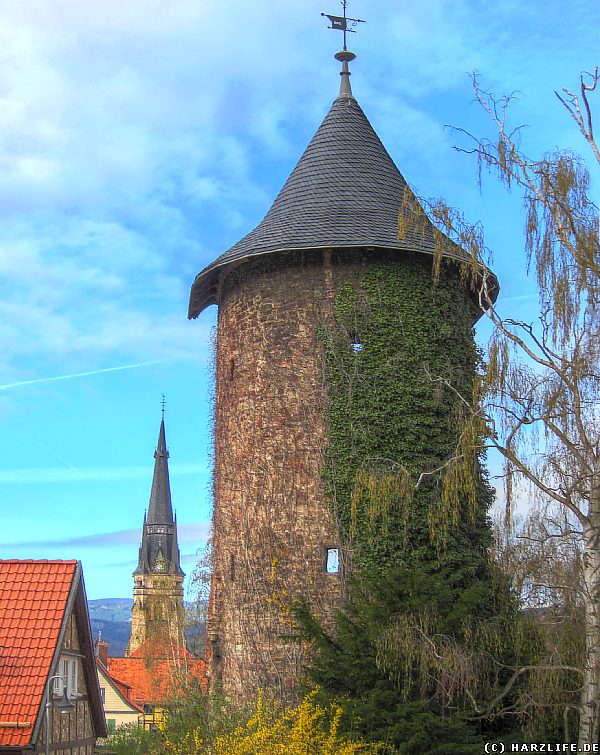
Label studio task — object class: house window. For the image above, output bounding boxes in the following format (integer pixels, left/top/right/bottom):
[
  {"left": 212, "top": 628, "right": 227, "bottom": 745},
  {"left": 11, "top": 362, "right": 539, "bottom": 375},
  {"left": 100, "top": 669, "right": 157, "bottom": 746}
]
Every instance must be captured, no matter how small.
[
  {"left": 68, "top": 658, "right": 77, "bottom": 696},
  {"left": 107, "top": 719, "right": 117, "bottom": 735},
  {"left": 100, "top": 687, "right": 106, "bottom": 704},
  {"left": 325, "top": 548, "right": 340, "bottom": 574},
  {"left": 53, "top": 656, "right": 78, "bottom": 696}
]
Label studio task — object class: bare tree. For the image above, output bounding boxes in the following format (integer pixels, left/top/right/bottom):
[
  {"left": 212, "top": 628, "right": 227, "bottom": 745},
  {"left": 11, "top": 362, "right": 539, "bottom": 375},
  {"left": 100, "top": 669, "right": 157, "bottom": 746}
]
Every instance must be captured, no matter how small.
[{"left": 403, "top": 68, "right": 599, "bottom": 745}]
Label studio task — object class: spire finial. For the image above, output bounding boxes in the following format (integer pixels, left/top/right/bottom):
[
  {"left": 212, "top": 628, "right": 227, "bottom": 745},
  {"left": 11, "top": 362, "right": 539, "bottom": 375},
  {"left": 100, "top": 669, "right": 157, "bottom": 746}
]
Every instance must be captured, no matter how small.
[
  {"left": 321, "top": 2, "right": 365, "bottom": 98},
  {"left": 161, "top": 394, "right": 166, "bottom": 421}
]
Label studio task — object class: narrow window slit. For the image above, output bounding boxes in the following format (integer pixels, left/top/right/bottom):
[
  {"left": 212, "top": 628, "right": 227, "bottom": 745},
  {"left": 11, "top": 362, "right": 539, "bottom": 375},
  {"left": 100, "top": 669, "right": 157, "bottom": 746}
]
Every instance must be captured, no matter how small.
[
  {"left": 325, "top": 548, "right": 339, "bottom": 574},
  {"left": 350, "top": 331, "right": 363, "bottom": 353}
]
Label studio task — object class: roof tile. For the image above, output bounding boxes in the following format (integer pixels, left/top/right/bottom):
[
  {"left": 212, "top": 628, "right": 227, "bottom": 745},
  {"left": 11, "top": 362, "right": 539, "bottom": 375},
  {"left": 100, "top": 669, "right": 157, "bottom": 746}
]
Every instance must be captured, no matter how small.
[
  {"left": 108, "top": 641, "right": 205, "bottom": 707},
  {"left": 0, "top": 560, "right": 77, "bottom": 747}
]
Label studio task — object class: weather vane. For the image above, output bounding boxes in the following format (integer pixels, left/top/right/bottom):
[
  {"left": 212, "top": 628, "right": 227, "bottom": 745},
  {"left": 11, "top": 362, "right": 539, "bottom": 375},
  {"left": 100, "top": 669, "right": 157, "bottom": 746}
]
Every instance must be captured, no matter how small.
[
  {"left": 321, "top": 0, "right": 365, "bottom": 51},
  {"left": 161, "top": 394, "right": 166, "bottom": 419}
]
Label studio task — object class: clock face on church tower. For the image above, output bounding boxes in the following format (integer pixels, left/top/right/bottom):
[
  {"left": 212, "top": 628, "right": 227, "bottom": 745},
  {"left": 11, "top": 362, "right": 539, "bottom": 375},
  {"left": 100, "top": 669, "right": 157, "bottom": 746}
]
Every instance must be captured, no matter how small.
[{"left": 153, "top": 551, "right": 168, "bottom": 572}]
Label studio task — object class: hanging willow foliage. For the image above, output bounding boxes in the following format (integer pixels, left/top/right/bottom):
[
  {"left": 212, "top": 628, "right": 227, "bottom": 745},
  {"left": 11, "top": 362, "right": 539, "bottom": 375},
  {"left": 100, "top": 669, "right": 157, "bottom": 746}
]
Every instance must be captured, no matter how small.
[
  {"left": 351, "top": 466, "right": 412, "bottom": 541},
  {"left": 403, "top": 70, "right": 600, "bottom": 747},
  {"left": 375, "top": 606, "right": 480, "bottom": 706},
  {"left": 374, "top": 604, "right": 554, "bottom": 722}
]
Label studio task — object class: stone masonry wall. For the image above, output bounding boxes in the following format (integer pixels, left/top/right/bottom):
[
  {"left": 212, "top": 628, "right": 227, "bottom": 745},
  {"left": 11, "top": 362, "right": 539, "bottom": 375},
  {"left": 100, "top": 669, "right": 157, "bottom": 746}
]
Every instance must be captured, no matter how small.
[
  {"left": 208, "top": 250, "right": 356, "bottom": 703},
  {"left": 127, "top": 573, "right": 185, "bottom": 656},
  {"left": 208, "top": 249, "right": 429, "bottom": 702}
]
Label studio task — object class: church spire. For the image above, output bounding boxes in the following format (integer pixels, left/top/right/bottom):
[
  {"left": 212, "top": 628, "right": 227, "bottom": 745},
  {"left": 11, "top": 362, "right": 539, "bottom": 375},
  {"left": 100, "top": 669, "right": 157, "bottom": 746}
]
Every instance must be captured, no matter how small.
[
  {"left": 147, "top": 416, "right": 173, "bottom": 526},
  {"left": 134, "top": 408, "right": 184, "bottom": 576},
  {"left": 127, "top": 405, "right": 186, "bottom": 656}
]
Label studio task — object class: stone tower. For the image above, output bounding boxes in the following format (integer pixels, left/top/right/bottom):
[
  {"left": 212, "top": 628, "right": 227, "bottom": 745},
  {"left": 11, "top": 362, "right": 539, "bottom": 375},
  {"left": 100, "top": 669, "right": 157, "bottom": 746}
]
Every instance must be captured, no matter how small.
[
  {"left": 188, "top": 50, "right": 496, "bottom": 701},
  {"left": 126, "top": 414, "right": 185, "bottom": 656}
]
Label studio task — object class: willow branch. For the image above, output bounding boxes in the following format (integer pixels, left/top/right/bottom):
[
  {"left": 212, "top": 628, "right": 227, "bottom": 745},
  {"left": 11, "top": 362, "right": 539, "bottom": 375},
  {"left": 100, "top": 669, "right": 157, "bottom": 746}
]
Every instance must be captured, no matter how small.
[
  {"left": 485, "top": 665, "right": 584, "bottom": 714},
  {"left": 555, "top": 68, "right": 600, "bottom": 165}
]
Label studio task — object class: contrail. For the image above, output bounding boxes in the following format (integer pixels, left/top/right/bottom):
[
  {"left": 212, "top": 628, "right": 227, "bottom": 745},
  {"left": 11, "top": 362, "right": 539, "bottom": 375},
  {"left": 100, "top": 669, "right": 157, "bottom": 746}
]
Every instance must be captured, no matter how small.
[
  {"left": 36, "top": 441, "right": 84, "bottom": 478},
  {"left": 0, "top": 359, "right": 169, "bottom": 391}
]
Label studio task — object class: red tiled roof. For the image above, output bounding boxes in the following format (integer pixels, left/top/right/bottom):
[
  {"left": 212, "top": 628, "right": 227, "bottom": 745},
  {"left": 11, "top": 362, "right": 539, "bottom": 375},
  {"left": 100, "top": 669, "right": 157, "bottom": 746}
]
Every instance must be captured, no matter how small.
[
  {"left": 112, "top": 676, "right": 138, "bottom": 706},
  {"left": 0, "top": 560, "right": 77, "bottom": 748},
  {"left": 96, "top": 659, "right": 144, "bottom": 713},
  {"left": 108, "top": 646, "right": 205, "bottom": 709},
  {"left": 128, "top": 636, "right": 195, "bottom": 660}
]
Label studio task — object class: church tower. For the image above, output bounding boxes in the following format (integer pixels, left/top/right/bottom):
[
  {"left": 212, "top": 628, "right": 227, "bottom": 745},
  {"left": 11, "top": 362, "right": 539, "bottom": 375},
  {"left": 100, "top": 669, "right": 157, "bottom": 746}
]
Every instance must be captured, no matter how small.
[
  {"left": 126, "top": 412, "right": 185, "bottom": 656},
  {"left": 189, "top": 34, "right": 497, "bottom": 702}
]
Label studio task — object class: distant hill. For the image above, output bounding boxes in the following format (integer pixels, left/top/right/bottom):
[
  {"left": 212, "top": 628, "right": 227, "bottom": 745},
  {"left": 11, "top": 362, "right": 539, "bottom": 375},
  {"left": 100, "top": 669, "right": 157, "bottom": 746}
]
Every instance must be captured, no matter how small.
[
  {"left": 88, "top": 599, "right": 133, "bottom": 657},
  {"left": 91, "top": 618, "right": 131, "bottom": 657},
  {"left": 88, "top": 597, "right": 133, "bottom": 623},
  {"left": 88, "top": 598, "right": 206, "bottom": 658}
]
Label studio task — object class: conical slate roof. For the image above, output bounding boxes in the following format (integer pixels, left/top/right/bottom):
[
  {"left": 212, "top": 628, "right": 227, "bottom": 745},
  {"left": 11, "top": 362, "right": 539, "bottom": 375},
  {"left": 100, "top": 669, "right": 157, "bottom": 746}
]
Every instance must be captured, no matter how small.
[{"left": 188, "top": 65, "right": 486, "bottom": 319}]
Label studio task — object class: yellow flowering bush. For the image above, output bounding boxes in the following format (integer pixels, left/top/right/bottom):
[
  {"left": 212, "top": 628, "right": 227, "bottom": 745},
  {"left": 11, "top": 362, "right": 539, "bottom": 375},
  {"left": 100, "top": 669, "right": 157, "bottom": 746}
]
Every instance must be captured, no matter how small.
[
  {"left": 210, "top": 689, "right": 382, "bottom": 755},
  {"left": 102, "top": 687, "right": 382, "bottom": 754},
  {"left": 161, "top": 727, "right": 204, "bottom": 754}
]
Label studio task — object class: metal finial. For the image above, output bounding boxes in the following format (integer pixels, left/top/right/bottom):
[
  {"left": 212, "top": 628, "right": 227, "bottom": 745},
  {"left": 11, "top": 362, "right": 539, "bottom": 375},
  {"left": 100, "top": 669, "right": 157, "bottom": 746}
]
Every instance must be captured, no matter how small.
[
  {"left": 321, "top": 1, "right": 364, "bottom": 97},
  {"left": 161, "top": 394, "right": 166, "bottom": 420}
]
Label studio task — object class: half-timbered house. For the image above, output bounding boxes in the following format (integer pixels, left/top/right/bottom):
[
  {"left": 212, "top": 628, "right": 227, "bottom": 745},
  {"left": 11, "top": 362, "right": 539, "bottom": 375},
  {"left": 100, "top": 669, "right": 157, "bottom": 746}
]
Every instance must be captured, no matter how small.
[{"left": 0, "top": 560, "right": 107, "bottom": 755}]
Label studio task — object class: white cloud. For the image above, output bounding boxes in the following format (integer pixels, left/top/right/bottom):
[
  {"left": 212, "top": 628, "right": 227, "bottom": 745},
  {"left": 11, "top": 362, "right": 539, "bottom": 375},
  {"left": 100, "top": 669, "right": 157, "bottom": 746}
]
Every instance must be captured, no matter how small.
[
  {"left": 0, "top": 461, "right": 209, "bottom": 485},
  {"left": 2, "top": 520, "right": 209, "bottom": 550},
  {"left": 0, "top": 0, "right": 596, "bottom": 388},
  {"left": 0, "top": 0, "right": 597, "bottom": 601}
]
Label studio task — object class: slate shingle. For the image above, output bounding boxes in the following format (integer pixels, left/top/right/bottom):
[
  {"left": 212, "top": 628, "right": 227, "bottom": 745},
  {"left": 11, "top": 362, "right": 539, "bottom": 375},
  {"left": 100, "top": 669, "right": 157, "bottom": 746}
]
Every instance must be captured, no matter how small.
[{"left": 188, "top": 93, "right": 445, "bottom": 318}]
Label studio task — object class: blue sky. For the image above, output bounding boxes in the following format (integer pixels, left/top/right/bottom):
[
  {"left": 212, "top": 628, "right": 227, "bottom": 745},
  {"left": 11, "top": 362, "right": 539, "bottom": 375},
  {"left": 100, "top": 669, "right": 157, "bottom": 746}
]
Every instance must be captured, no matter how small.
[{"left": 1, "top": 0, "right": 598, "bottom": 600}]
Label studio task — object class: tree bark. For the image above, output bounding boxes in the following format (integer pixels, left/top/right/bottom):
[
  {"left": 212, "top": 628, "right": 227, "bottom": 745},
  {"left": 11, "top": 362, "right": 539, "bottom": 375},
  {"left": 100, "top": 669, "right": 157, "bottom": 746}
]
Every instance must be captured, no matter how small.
[{"left": 578, "top": 456, "right": 600, "bottom": 747}]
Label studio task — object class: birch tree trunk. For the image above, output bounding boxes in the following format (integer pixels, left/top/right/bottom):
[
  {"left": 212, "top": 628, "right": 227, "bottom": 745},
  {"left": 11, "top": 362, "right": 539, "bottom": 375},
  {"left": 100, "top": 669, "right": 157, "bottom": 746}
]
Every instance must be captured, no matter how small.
[{"left": 579, "top": 458, "right": 600, "bottom": 746}]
